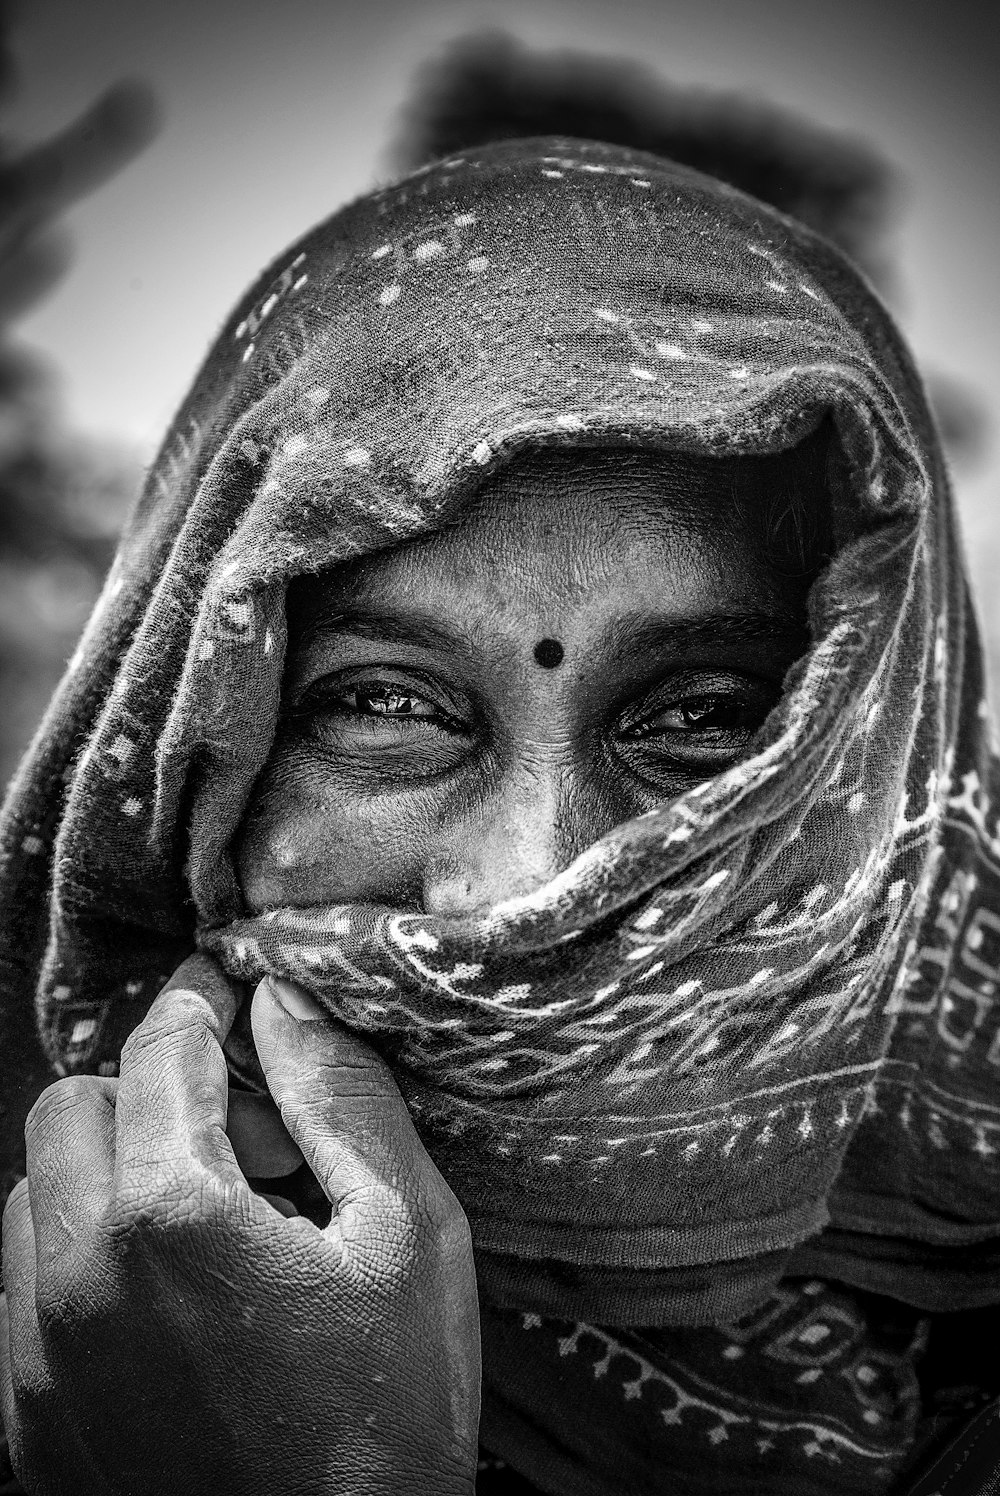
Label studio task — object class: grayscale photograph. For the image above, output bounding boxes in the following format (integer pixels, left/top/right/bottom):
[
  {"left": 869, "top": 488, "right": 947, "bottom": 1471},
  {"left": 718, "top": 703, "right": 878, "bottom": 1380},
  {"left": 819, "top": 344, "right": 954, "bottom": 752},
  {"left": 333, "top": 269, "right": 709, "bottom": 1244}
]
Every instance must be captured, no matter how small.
[{"left": 0, "top": 1, "right": 997, "bottom": 1492}]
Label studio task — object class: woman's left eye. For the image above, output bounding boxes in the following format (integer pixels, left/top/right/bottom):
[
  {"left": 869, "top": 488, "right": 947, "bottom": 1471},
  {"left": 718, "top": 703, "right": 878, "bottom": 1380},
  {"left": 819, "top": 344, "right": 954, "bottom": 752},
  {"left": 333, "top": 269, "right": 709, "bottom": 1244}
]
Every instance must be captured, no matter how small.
[
  {"left": 619, "top": 678, "right": 778, "bottom": 772},
  {"left": 631, "top": 694, "right": 760, "bottom": 736}
]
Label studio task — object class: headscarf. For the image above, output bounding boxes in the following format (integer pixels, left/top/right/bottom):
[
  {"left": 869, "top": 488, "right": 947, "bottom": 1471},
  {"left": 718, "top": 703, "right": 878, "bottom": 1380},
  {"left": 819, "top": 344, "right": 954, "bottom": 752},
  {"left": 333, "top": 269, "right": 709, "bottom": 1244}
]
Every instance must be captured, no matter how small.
[{"left": 1, "top": 136, "right": 998, "bottom": 1493}]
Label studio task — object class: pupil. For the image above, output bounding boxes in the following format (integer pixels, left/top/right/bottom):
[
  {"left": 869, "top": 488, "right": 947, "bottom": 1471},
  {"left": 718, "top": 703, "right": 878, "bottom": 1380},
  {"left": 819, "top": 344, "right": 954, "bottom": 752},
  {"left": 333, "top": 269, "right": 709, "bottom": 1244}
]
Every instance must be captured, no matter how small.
[
  {"left": 370, "top": 691, "right": 410, "bottom": 713},
  {"left": 684, "top": 703, "right": 713, "bottom": 724},
  {"left": 533, "top": 638, "right": 565, "bottom": 668},
  {"left": 680, "top": 699, "right": 732, "bottom": 727}
]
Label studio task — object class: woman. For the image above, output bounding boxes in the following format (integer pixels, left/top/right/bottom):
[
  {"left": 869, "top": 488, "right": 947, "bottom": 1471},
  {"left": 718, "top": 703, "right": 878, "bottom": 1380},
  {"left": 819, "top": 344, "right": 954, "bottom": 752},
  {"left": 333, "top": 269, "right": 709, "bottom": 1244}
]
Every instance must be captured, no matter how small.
[{"left": 0, "top": 101, "right": 998, "bottom": 1495}]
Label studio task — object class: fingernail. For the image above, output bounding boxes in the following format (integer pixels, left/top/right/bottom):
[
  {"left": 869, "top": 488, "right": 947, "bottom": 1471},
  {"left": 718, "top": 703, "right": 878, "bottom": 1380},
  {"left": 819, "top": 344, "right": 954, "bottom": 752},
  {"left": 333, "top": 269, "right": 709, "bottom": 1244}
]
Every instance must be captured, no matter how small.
[{"left": 263, "top": 976, "right": 326, "bottom": 1023}]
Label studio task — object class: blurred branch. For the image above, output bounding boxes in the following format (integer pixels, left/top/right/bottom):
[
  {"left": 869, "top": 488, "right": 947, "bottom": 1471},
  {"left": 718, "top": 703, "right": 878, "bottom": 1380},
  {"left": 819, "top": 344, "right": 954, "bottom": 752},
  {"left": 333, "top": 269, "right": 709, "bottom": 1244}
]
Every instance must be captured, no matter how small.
[
  {"left": 0, "top": 79, "right": 160, "bottom": 321},
  {"left": 0, "top": 6, "right": 159, "bottom": 788}
]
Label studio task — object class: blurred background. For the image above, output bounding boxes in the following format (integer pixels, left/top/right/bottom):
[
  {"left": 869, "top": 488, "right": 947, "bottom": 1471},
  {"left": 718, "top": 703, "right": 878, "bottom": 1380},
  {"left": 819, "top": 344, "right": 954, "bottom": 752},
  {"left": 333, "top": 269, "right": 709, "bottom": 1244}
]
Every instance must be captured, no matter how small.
[{"left": 0, "top": 0, "right": 997, "bottom": 788}]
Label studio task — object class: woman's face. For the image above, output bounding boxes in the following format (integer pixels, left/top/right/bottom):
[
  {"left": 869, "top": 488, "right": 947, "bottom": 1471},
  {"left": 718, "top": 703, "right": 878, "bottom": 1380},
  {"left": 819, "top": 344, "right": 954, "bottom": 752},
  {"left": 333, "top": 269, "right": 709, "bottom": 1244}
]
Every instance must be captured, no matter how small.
[{"left": 236, "top": 448, "right": 820, "bottom": 918}]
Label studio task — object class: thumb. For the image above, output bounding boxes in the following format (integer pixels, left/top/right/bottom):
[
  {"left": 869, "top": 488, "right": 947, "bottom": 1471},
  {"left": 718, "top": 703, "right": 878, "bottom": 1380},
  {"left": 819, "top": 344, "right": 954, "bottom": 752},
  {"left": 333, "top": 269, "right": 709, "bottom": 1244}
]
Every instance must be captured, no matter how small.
[{"left": 249, "top": 977, "right": 451, "bottom": 1242}]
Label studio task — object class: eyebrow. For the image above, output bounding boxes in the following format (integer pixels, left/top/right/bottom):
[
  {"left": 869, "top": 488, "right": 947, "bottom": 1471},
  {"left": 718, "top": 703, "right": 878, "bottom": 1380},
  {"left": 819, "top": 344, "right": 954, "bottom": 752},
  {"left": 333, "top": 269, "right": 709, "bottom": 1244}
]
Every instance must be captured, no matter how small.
[
  {"left": 607, "top": 609, "right": 808, "bottom": 657},
  {"left": 299, "top": 609, "right": 471, "bottom": 656},
  {"left": 298, "top": 606, "right": 807, "bottom": 658}
]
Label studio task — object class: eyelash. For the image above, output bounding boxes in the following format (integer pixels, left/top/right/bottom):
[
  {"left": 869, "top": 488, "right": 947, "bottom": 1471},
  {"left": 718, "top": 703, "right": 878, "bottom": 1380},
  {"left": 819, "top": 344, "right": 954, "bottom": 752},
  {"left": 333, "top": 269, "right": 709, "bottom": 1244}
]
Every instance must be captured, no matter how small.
[
  {"left": 626, "top": 693, "right": 764, "bottom": 739},
  {"left": 302, "top": 676, "right": 770, "bottom": 749},
  {"left": 323, "top": 684, "right": 463, "bottom": 729}
]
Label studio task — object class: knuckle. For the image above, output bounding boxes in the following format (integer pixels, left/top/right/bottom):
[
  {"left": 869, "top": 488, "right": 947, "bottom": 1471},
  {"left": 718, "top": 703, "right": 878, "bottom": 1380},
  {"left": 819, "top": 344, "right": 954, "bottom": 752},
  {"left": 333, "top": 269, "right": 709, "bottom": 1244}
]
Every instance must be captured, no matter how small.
[
  {"left": 8, "top": 1357, "right": 47, "bottom": 1419},
  {"left": 106, "top": 1166, "right": 220, "bottom": 1245},
  {"left": 25, "top": 1075, "right": 101, "bottom": 1140},
  {"left": 348, "top": 1177, "right": 472, "bottom": 1295},
  {"left": 309, "top": 1049, "right": 392, "bottom": 1104},
  {"left": 29, "top": 1229, "right": 113, "bottom": 1342},
  {"left": 118, "top": 1020, "right": 166, "bottom": 1073},
  {"left": 34, "top": 1264, "right": 96, "bottom": 1338},
  {"left": 119, "top": 997, "right": 213, "bottom": 1071}
]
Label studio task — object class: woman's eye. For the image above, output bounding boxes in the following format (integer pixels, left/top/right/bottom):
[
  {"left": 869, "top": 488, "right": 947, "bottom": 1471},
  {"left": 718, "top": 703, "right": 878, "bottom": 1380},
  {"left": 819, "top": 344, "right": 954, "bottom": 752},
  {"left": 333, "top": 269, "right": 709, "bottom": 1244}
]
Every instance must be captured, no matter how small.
[
  {"left": 621, "top": 680, "right": 777, "bottom": 772},
  {"left": 289, "top": 673, "right": 471, "bottom": 780},
  {"left": 636, "top": 694, "right": 760, "bottom": 736},
  {"left": 334, "top": 686, "right": 441, "bottom": 721},
  {"left": 293, "top": 674, "right": 470, "bottom": 751}
]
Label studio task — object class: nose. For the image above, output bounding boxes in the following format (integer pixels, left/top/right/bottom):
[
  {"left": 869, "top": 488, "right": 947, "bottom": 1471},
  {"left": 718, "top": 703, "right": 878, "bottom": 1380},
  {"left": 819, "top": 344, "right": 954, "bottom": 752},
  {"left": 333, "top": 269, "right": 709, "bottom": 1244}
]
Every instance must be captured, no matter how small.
[{"left": 421, "top": 753, "right": 618, "bottom": 919}]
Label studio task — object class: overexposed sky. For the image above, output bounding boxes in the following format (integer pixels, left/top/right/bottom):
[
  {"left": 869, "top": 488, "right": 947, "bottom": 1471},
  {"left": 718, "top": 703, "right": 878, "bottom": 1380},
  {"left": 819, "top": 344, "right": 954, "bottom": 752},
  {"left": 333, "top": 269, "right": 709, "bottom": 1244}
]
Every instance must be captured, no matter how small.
[{"left": 5, "top": 0, "right": 999, "bottom": 574}]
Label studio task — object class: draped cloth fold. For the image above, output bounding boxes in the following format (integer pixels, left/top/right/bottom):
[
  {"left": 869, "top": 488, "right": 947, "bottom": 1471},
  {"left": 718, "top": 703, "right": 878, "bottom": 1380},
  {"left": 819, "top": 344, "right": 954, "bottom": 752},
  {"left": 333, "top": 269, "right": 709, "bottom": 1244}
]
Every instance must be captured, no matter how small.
[{"left": 1, "top": 136, "right": 998, "bottom": 1492}]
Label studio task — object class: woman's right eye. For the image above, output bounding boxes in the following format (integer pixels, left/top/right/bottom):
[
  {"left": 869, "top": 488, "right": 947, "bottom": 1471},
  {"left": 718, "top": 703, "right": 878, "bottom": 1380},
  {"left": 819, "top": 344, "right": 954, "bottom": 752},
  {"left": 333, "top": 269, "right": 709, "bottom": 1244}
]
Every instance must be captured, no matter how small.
[
  {"left": 330, "top": 686, "right": 443, "bottom": 721},
  {"left": 288, "top": 675, "right": 474, "bottom": 781},
  {"left": 295, "top": 671, "right": 468, "bottom": 732}
]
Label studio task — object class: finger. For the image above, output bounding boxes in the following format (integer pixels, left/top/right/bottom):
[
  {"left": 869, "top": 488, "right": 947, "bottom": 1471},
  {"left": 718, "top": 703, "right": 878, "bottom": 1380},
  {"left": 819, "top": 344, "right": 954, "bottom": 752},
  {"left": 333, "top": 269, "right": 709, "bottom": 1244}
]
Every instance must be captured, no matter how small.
[
  {"left": 0, "top": 1290, "right": 25, "bottom": 1488},
  {"left": 0, "top": 1290, "right": 12, "bottom": 1435},
  {"left": 250, "top": 978, "right": 452, "bottom": 1239},
  {"left": 2, "top": 1182, "right": 38, "bottom": 1328},
  {"left": 1, "top": 1181, "right": 45, "bottom": 1425},
  {"left": 23, "top": 1077, "right": 117, "bottom": 1248},
  {"left": 0, "top": 1277, "right": 97, "bottom": 1494},
  {"left": 226, "top": 1091, "right": 303, "bottom": 1178},
  {"left": 113, "top": 954, "right": 242, "bottom": 1191}
]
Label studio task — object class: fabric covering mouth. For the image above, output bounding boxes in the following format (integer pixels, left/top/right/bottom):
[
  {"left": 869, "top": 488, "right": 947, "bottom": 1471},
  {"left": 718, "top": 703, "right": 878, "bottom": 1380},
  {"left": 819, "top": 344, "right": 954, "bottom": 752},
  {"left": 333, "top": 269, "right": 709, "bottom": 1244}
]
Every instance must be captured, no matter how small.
[{"left": 2, "top": 135, "right": 998, "bottom": 1333}]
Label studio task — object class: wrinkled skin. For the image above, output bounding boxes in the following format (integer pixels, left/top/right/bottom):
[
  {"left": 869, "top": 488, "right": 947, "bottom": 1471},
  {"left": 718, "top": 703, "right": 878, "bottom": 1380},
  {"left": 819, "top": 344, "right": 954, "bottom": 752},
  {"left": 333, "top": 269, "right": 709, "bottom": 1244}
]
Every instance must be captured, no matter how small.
[
  {"left": 1, "top": 958, "right": 480, "bottom": 1496},
  {"left": 1, "top": 449, "right": 819, "bottom": 1492},
  {"left": 239, "top": 448, "right": 813, "bottom": 915}
]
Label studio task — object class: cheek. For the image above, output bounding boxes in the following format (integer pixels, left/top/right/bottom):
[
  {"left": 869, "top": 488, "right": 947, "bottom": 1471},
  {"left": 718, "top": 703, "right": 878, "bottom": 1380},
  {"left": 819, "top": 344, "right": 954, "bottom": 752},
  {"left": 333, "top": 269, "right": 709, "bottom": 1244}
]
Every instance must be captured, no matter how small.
[{"left": 234, "top": 746, "right": 433, "bottom": 911}]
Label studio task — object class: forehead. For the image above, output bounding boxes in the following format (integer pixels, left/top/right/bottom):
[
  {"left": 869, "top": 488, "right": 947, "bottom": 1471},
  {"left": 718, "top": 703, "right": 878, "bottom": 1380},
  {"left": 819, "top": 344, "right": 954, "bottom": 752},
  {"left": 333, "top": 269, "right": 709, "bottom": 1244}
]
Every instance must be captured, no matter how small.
[
  {"left": 289, "top": 444, "right": 821, "bottom": 630},
  {"left": 426, "top": 448, "right": 752, "bottom": 568}
]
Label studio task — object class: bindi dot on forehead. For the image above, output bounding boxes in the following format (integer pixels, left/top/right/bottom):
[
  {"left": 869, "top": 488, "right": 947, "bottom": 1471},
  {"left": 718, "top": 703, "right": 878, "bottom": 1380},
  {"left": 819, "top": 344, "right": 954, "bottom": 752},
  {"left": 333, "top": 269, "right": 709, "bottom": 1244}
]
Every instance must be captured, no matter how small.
[{"left": 533, "top": 638, "right": 565, "bottom": 669}]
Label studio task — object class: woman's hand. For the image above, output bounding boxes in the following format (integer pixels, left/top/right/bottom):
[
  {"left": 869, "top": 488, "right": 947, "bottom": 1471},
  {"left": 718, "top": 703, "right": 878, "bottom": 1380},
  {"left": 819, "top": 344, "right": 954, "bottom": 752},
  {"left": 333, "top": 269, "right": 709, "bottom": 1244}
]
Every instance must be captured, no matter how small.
[{"left": 0, "top": 955, "right": 480, "bottom": 1496}]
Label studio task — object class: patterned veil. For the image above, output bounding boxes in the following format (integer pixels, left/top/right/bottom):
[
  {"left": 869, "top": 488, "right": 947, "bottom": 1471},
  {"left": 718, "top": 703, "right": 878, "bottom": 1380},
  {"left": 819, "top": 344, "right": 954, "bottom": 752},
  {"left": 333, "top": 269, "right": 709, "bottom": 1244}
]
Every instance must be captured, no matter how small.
[{"left": 2, "top": 137, "right": 999, "bottom": 1492}]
